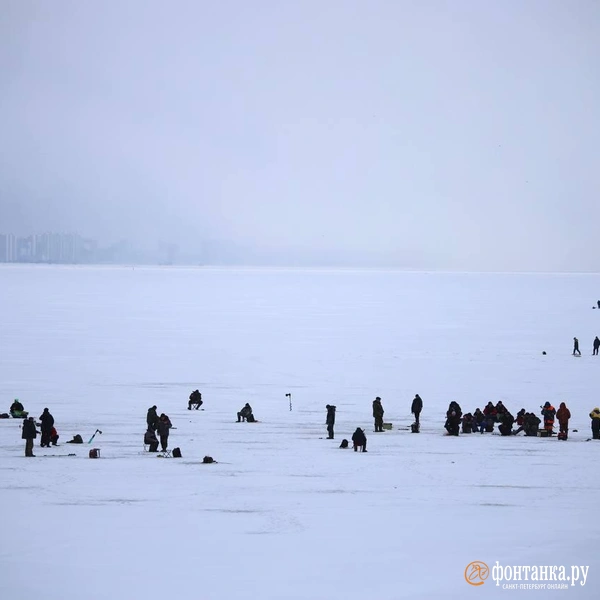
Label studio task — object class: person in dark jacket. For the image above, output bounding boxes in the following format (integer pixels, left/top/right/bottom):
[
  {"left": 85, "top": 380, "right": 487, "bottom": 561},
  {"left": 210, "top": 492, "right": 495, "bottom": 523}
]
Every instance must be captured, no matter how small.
[
  {"left": 144, "top": 428, "right": 159, "bottom": 452},
  {"left": 594, "top": 337, "right": 600, "bottom": 356},
  {"left": 10, "top": 399, "right": 27, "bottom": 419},
  {"left": 411, "top": 394, "right": 423, "bottom": 425},
  {"left": 498, "top": 411, "right": 515, "bottom": 436},
  {"left": 325, "top": 405, "right": 336, "bottom": 439},
  {"left": 372, "top": 397, "right": 384, "bottom": 432},
  {"left": 39, "top": 408, "right": 54, "bottom": 448},
  {"left": 237, "top": 403, "right": 253, "bottom": 422},
  {"left": 482, "top": 402, "right": 497, "bottom": 432},
  {"left": 573, "top": 337, "right": 581, "bottom": 356},
  {"left": 188, "top": 390, "right": 203, "bottom": 410},
  {"left": 157, "top": 414, "right": 172, "bottom": 451},
  {"left": 523, "top": 412, "right": 541, "bottom": 436},
  {"left": 461, "top": 413, "right": 474, "bottom": 434},
  {"left": 22, "top": 417, "right": 37, "bottom": 457},
  {"left": 556, "top": 402, "right": 571, "bottom": 440},
  {"left": 590, "top": 407, "right": 600, "bottom": 439},
  {"left": 147, "top": 406, "right": 159, "bottom": 431},
  {"left": 445, "top": 402, "right": 462, "bottom": 436},
  {"left": 352, "top": 427, "right": 367, "bottom": 452},
  {"left": 472, "top": 408, "right": 484, "bottom": 433}
]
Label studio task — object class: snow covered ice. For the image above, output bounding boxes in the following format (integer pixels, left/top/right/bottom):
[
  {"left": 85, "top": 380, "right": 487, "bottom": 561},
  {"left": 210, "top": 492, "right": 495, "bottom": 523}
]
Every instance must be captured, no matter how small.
[{"left": 1, "top": 265, "right": 599, "bottom": 600}]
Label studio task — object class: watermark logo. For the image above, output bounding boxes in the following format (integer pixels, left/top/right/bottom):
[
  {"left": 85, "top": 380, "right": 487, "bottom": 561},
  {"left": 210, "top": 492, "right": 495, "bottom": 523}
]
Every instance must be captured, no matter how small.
[
  {"left": 465, "top": 561, "right": 590, "bottom": 589},
  {"left": 465, "top": 561, "right": 490, "bottom": 586}
]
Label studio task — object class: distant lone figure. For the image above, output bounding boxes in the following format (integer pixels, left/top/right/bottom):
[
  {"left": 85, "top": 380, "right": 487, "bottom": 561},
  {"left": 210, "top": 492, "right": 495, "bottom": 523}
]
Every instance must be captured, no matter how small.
[
  {"left": 325, "top": 404, "right": 336, "bottom": 439},
  {"left": 593, "top": 337, "right": 600, "bottom": 356},
  {"left": 597, "top": 300, "right": 600, "bottom": 309},
  {"left": 372, "top": 397, "right": 384, "bottom": 432},
  {"left": 411, "top": 394, "right": 423, "bottom": 426},
  {"left": 188, "top": 390, "right": 203, "bottom": 410},
  {"left": 352, "top": 427, "right": 367, "bottom": 452},
  {"left": 573, "top": 337, "right": 581, "bottom": 356},
  {"left": 237, "top": 403, "right": 254, "bottom": 423}
]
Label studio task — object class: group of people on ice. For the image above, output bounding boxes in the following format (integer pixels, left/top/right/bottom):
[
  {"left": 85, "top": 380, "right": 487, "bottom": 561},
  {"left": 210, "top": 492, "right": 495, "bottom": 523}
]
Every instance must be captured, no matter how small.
[
  {"left": 444, "top": 399, "right": 599, "bottom": 440},
  {"left": 145, "top": 405, "right": 173, "bottom": 452},
  {"left": 11, "top": 403, "right": 59, "bottom": 457}
]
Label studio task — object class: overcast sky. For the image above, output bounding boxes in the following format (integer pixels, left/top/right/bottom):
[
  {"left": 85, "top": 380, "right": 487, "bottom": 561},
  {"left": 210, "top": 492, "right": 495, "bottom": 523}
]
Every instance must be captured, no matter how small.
[{"left": 1, "top": 0, "right": 598, "bottom": 270}]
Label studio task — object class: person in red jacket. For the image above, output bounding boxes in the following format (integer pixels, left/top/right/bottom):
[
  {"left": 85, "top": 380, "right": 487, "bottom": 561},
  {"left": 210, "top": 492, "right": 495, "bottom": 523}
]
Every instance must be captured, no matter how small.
[{"left": 556, "top": 402, "right": 571, "bottom": 440}]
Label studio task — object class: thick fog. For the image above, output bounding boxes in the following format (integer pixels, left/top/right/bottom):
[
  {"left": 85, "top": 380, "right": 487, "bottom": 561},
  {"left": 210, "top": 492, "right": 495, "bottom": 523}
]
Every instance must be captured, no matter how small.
[{"left": 1, "top": 0, "right": 599, "bottom": 270}]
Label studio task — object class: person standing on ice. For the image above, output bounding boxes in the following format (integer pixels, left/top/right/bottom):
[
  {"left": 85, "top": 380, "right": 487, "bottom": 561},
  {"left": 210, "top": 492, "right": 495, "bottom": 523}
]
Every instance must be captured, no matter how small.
[
  {"left": 147, "top": 405, "right": 159, "bottom": 431},
  {"left": 411, "top": 394, "right": 423, "bottom": 425},
  {"left": 157, "top": 413, "right": 172, "bottom": 451},
  {"left": 372, "top": 397, "right": 384, "bottom": 432},
  {"left": 593, "top": 337, "right": 600, "bottom": 356},
  {"left": 556, "top": 402, "right": 571, "bottom": 440},
  {"left": 22, "top": 417, "right": 37, "bottom": 457},
  {"left": 39, "top": 408, "right": 54, "bottom": 448},
  {"left": 573, "top": 337, "right": 581, "bottom": 356},
  {"left": 540, "top": 402, "right": 556, "bottom": 434},
  {"left": 325, "top": 404, "right": 336, "bottom": 439},
  {"left": 589, "top": 408, "right": 600, "bottom": 440}
]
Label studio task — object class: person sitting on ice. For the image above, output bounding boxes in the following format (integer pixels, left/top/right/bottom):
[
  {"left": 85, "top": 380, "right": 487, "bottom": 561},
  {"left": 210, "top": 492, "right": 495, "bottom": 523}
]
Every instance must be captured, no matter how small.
[
  {"left": 515, "top": 409, "right": 526, "bottom": 428},
  {"left": 498, "top": 411, "right": 515, "bottom": 436},
  {"left": 10, "top": 399, "right": 27, "bottom": 419},
  {"left": 144, "top": 428, "right": 159, "bottom": 452},
  {"left": 237, "top": 403, "right": 253, "bottom": 423},
  {"left": 445, "top": 402, "right": 462, "bottom": 436},
  {"left": 523, "top": 412, "right": 541, "bottom": 436},
  {"left": 50, "top": 426, "right": 59, "bottom": 446},
  {"left": 188, "top": 389, "right": 203, "bottom": 410},
  {"left": 512, "top": 411, "right": 528, "bottom": 435},
  {"left": 481, "top": 402, "right": 497, "bottom": 432},
  {"left": 461, "top": 413, "right": 474, "bottom": 434},
  {"left": 494, "top": 401, "right": 507, "bottom": 420},
  {"left": 472, "top": 408, "right": 484, "bottom": 433},
  {"left": 352, "top": 427, "right": 367, "bottom": 452}
]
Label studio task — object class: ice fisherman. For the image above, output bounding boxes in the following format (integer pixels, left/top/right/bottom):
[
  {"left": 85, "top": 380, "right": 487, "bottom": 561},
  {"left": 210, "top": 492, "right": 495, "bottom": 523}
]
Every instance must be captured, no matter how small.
[
  {"left": 10, "top": 399, "right": 27, "bottom": 419},
  {"left": 411, "top": 394, "right": 423, "bottom": 426},
  {"left": 372, "top": 397, "right": 384, "bottom": 432},
  {"left": 157, "top": 413, "right": 172, "bottom": 451},
  {"left": 325, "top": 405, "right": 336, "bottom": 439},
  {"left": 39, "top": 408, "right": 54, "bottom": 448},
  {"left": 22, "top": 417, "right": 37, "bottom": 457},
  {"left": 352, "top": 427, "right": 367, "bottom": 452},
  {"left": 188, "top": 389, "right": 203, "bottom": 410},
  {"left": 573, "top": 337, "right": 581, "bottom": 356},
  {"left": 147, "top": 405, "right": 159, "bottom": 431},
  {"left": 593, "top": 337, "right": 600, "bottom": 356},
  {"left": 237, "top": 403, "right": 255, "bottom": 423}
]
